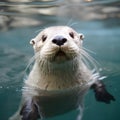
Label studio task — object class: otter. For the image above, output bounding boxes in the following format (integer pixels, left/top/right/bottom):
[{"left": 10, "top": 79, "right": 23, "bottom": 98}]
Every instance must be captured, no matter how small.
[{"left": 9, "top": 26, "right": 115, "bottom": 120}]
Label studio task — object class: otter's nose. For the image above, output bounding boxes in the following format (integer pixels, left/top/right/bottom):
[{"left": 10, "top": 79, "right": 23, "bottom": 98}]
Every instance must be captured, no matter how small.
[{"left": 52, "top": 36, "right": 67, "bottom": 46}]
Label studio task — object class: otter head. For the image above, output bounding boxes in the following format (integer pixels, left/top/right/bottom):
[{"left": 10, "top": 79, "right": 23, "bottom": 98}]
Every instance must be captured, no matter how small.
[{"left": 30, "top": 26, "right": 84, "bottom": 64}]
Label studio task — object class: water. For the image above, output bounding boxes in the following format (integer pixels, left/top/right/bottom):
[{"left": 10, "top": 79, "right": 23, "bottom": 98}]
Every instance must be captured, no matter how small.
[{"left": 0, "top": 0, "right": 120, "bottom": 120}]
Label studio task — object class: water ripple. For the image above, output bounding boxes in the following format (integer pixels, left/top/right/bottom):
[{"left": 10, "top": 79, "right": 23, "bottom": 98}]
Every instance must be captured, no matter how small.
[
  {"left": 0, "top": 0, "right": 120, "bottom": 31},
  {"left": 0, "top": 46, "right": 29, "bottom": 89}
]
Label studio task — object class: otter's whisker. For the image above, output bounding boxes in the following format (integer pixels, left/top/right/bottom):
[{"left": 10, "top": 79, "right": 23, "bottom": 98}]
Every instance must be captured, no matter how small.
[
  {"left": 35, "top": 28, "right": 45, "bottom": 34},
  {"left": 82, "top": 47, "right": 96, "bottom": 54},
  {"left": 80, "top": 54, "right": 92, "bottom": 70},
  {"left": 81, "top": 49, "right": 98, "bottom": 65},
  {"left": 24, "top": 52, "right": 40, "bottom": 73},
  {"left": 24, "top": 56, "right": 35, "bottom": 73},
  {"left": 80, "top": 49, "right": 99, "bottom": 72}
]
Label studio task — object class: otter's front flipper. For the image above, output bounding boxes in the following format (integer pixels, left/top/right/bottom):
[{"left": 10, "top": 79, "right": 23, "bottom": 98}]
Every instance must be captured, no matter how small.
[
  {"left": 91, "top": 81, "right": 115, "bottom": 104},
  {"left": 20, "top": 99, "right": 40, "bottom": 120}
]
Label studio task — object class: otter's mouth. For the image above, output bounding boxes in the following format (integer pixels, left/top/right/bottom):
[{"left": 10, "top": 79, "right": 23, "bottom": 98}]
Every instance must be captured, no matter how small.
[
  {"left": 55, "top": 50, "right": 66, "bottom": 57},
  {"left": 53, "top": 50, "right": 68, "bottom": 62},
  {"left": 52, "top": 49, "right": 76, "bottom": 63}
]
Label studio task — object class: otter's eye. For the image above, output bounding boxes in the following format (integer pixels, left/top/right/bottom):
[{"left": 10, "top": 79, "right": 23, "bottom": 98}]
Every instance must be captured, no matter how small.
[
  {"left": 69, "top": 32, "right": 74, "bottom": 39},
  {"left": 42, "top": 35, "right": 47, "bottom": 42}
]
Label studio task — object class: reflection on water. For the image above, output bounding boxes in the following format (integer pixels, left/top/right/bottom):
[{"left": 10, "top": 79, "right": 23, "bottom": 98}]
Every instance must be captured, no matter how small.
[
  {"left": 0, "top": 0, "right": 120, "bottom": 120},
  {"left": 0, "top": 0, "right": 120, "bottom": 31}
]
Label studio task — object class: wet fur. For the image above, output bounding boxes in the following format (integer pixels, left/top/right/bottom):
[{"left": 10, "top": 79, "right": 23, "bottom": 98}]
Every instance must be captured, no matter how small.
[
  {"left": 26, "top": 26, "right": 94, "bottom": 90},
  {"left": 9, "top": 26, "right": 115, "bottom": 120}
]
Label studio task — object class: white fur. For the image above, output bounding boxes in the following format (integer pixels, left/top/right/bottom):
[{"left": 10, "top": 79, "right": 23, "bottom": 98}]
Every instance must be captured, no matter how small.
[
  {"left": 9, "top": 26, "right": 100, "bottom": 120},
  {"left": 26, "top": 26, "right": 96, "bottom": 90}
]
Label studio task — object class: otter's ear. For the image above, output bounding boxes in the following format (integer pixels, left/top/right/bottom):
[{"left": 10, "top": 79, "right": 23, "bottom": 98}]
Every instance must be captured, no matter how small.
[
  {"left": 79, "top": 33, "right": 84, "bottom": 41},
  {"left": 30, "top": 39, "right": 36, "bottom": 46}
]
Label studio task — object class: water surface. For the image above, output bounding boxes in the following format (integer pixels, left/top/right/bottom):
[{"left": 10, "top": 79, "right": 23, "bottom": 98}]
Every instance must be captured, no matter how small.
[{"left": 0, "top": 0, "right": 120, "bottom": 120}]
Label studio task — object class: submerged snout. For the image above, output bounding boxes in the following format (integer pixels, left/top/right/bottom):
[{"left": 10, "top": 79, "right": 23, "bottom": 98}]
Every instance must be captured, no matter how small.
[{"left": 52, "top": 35, "right": 67, "bottom": 46}]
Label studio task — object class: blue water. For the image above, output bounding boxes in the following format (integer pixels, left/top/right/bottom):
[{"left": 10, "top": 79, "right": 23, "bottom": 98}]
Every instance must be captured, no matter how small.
[{"left": 0, "top": 0, "right": 120, "bottom": 120}]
